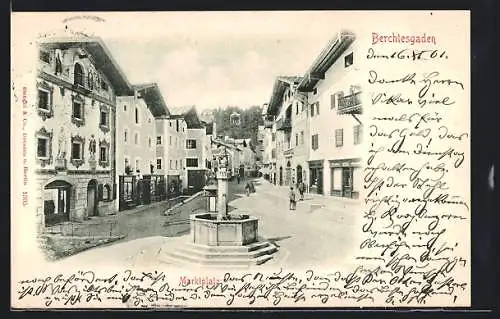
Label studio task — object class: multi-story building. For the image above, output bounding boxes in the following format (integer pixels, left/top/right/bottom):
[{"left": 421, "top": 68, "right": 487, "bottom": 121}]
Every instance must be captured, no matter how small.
[
  {"left": 265, "top": 76, "right": 304, "bottom": 187},
  {"left": 116, "top": 83, "right": 169, "bottom": 211},
  {"left": 201, "top": 121, "right": 217, "bottom": 171},
  {"left": 261, "top": 103, "right": 276, "bottom": 183},
  {"left": 35, "top": 37, "right": 132, "bottom": 228},
  {"left": 155, "top": 113, "right": 187, "bottom": 197},
  {"left": 298, "top": 30, "right": 362, "bottom": 198},
  {"left": 170, "top": 106, "right": 207, "bottom": 194}
]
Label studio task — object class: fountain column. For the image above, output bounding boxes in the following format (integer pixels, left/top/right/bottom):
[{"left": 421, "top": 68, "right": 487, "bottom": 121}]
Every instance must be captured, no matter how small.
[{"left": 216, "top": 150, "right": 229, "bottom": 220}]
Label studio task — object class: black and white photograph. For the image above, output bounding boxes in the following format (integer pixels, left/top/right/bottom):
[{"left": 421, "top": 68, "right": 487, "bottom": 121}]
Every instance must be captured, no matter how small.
[{"left": 11, "top": 11, "right": 472, "bottom": 309}]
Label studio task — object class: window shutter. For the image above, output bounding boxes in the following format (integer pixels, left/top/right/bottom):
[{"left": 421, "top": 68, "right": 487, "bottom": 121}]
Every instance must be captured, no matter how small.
[
  {"left": 316, "top": 102, "right": 320, "bottom": 115},
  {"left": 331, "top": 94, "right": 336, "bottom": 109}
]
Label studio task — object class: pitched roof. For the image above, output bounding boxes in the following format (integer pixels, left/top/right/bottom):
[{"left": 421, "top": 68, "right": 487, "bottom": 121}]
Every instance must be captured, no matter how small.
[
  {"left": 39, "top": 36, "right": 133, "bottom": 96},
  {"left": 170, "top": 105, "right": 203, "bottom": 129},
  {"left": 133, "top": 83, "right": 170, "bottom": 117},
  {"left": 298, "top": 30, "right": 356, "bottom": 92},
  {"left": 266, "top": 75, "right": 303, "bottom": 116}
]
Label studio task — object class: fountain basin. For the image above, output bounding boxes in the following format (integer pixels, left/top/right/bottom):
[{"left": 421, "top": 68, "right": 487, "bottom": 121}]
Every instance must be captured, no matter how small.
[{"left": 190, "top": 213, "right": 258, "bottom": 246}]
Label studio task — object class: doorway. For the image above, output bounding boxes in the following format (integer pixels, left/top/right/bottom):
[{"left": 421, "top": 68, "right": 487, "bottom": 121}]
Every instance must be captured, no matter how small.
[
  {"left": 342, "top": 167, "right": 353, "bottom": 198},
  {"left": 296, "top": 165, "right": 303, "bottom": 184},
  {"left": 279, "top": 167, "right": 283, "bottom": 186},
  {"left": 44, "top": 180, "right": 71, "bottom": 226},
  {"left": 87, "top": 179, "right": 98, "bottom": 217}
]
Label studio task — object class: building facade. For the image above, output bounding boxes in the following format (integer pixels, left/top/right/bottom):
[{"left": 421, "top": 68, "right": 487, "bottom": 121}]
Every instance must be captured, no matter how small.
[
  {"left": 155, "top": 115, "right": 187, "bottom": 197},
  {"left": 265, "top": 76, "right": 304, "bottom": 187},
  {"left": 116, "top": 83, "right": 169, "bottom": 211},
  {"left": 298, "top": 31, "right": 362, "bottom": 198},
  {"left": 35, "top": 37, "right": 132, "bottom": 228}
]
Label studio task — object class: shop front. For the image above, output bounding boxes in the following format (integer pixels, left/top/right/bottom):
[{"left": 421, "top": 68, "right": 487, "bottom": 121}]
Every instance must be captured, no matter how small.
[{"left": 329, "top": 158, "right": 361, "bottom": 199}]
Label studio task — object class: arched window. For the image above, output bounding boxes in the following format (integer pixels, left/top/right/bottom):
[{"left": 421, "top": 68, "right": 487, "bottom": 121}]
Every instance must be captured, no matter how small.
[
  {"left": 103, "top": 184, "right": 111, "bottom": 200},
  {"left": 74, "top": 63, "right": 84, "bottom": 86}
]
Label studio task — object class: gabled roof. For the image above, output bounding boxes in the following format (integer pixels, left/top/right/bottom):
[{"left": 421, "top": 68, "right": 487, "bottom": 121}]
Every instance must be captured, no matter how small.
[
  {"left": 298, "top": 30, "right": 356, "bottom": 92},
  {"left": 266, "top": 75, "right": 303, "bottom": 116},
  {"left": 133, "top": 83, "right": 170, "bottom": 117},
  {"left": 170, "top": 105, "right": 203, "bottom": 129},
  {"left": 39, "top": 36, "right": 133, "bottom": 96},
  {"left": 212, "top": 139, "right": 242, "bottom": 152}
]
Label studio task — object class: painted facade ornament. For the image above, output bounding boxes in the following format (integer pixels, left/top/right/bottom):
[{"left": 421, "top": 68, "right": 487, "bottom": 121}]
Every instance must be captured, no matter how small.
[
  {"left": 57, "top": 127, "right": 67, "bottom": 159},
  {"left": 89, "top": 134, "right": 97, "bottom": 159}
]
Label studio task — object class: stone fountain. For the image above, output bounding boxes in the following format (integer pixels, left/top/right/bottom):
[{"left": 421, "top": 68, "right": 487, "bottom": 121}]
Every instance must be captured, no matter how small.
[{"left": 159, "top": 143, "right": 277, "bottom": 268}]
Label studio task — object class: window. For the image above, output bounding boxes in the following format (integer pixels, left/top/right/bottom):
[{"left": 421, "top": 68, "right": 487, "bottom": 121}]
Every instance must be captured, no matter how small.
[
  {"left": 156, "top": 136, "right": 162, "bottom": 145},
  {"left": 37, "top": 89, "right": 50, "bottom": 110},
  {"left": 100, "top": 110, "right": 108, "bottom": 127},
  {"left": 186, "top": 158, "right": 198, "bottom": 167},
  {"left": 74, "top": 63, "right": 84, "bottom": 87},
  {"left": 354, "top": 125, "right": 363, "bottom": 145},
  {"left": 99, "top": 146, "right": 107, "bottom": 163},
  {"left": 148, "top": 137, "right": 152, "bottom": 148},
  {"left": 37, "top": 137, "right": 49, "bottom": 158},
  {"left": 103, "top": 185, "right": 111, "bottom": 201},
  {"left": 169, "top": 160, "right": 173, "bottom": 169},
  {"left": 176, "top": 120, "right": 179, "bottom": 132},
  {"left": 169, "top": 136, "right": 172, "bottom": 145},
  {"left": 312, "top": 134, "right": 319, "bottom": 150},
  {"left": 345, "top": 52, "right": 354, "bottom": 68},
  {"left": 135, "top": 159, "right": 140, "bottom": 172},
  {"left": 134, "top": 132, "right": 139, "bottom": 145},
  {"left": 169, "top": 121, "right": 172, "bottom": 127},
  {"left": 73, "top": 101, "right": 83, "bottom": 120},
  {"left": 300, "top": 131, "right": 304, "bottom": 145},
  {"left": 124, "top": 129, "right": 128, "bottom": 142},
  {"left": 101, "top": 79, "right": 108, "bottom": 91},
  {"left": 296, "top": 103, "right": 299, "bottom": 115},
  {"left": 316, "top": 102, "right": 320, "bottom": 115},
  {"left": 71, "top": 141, "right": 83, "bottom": 160},
  {"left": 272, "top": 133, "right": 276, "bottom": 142},
  {"left": 39, "top": 50, "right": 50, "bottom": 63},
  {"left": 186, "top": 139, "right": 197, "bottom": 149},
  {"left": 295, "top": 133, "right": 298, "bottom": 147},
  {"left": 156, "top": 158, "right": 162, "bottom": 170},
  {"left": 313, "top": 88, "right": 318, "bottom": 95},
  {"left": 335, "top": 129, "right": 344, "bottom": 147},
  {"left": 135, "top": 108, "right": 139, "bottom": 124},
  {"left": 310, "top": 103, "right": 315, "bottom": 117},
  {"left": 175, "top": 160, "right": 178, "bottom": 169},
  {"left": 123, "top": 104, "right": 127, "bottom": 111}
]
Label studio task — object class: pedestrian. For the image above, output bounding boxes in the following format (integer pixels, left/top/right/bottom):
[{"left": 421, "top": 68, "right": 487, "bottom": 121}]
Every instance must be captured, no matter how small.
[
  {"left": 237, "top": 174, "right": 240, "bottom": 184},
  {"left": 289, "top": 186, "right": 296, "bottom": 210},
  {"left": 298, "top": 181, "right": 305, "bottom": 201},
  {"left": 245, "top": 181, "right": 252, "bottom": 197}
]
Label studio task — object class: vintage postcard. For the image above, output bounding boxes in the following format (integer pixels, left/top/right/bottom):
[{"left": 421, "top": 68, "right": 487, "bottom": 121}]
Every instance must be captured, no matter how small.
[{"left": 11, "top": 11, "right": 470, "bottom": 308}]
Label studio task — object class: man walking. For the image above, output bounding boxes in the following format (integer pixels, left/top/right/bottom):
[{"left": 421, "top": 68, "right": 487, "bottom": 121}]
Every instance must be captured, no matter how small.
[
  {"left": 289, "top": 186, "right": 297, "bottom": 210},
  {"left": 298, "top": 181, "right": 305, "bottom": 201}
]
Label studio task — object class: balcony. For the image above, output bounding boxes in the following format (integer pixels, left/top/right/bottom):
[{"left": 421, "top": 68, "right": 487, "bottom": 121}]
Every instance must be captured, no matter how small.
[
  {"left": 276, "top": 117, "right": 292, "bottom": 131},
  {"left": 264, "top": 120, "right": 274, "bottom": 128},
  {"left": 338, "top": 92, "right": 362, "bottom": 115}
]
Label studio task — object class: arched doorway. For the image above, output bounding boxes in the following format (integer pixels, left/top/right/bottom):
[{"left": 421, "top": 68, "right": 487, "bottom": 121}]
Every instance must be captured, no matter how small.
[
  {"left": 44, "top": 180, "right": 72, "bottom": 226},
  {"left": 87, "top": 179, "right": 98, "bottom": 217},
  {"left": 296, "top": 165, "right": 303, "bottom": 184},
  {"left": 286, "top": 161, "right": 292, "bottom": 186},
  {"left": 279, "top": 167, "right": 283, "bottom": 186}
]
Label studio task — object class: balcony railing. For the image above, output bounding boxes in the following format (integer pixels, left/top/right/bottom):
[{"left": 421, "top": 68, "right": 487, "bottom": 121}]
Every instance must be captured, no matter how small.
[
  {"left": 338, "top": 91, "right": 362, "bottom": 115},
  {"left": 264, "top": 120, "right": 274, "bottom": 128},
  {"left": 276, "top": 117, "right": 292, "bottom": 131}
]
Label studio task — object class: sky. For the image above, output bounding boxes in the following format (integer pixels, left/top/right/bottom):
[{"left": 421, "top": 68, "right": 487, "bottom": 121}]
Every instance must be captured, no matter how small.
[{"left": 14, "top": 11, "right": 348, "bottom": 111}]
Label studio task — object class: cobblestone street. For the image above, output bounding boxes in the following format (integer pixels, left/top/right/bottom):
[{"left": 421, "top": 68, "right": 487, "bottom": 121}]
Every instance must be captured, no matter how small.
[{"left": 54, "top": 177, "right": 362, "bottom": 269}]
